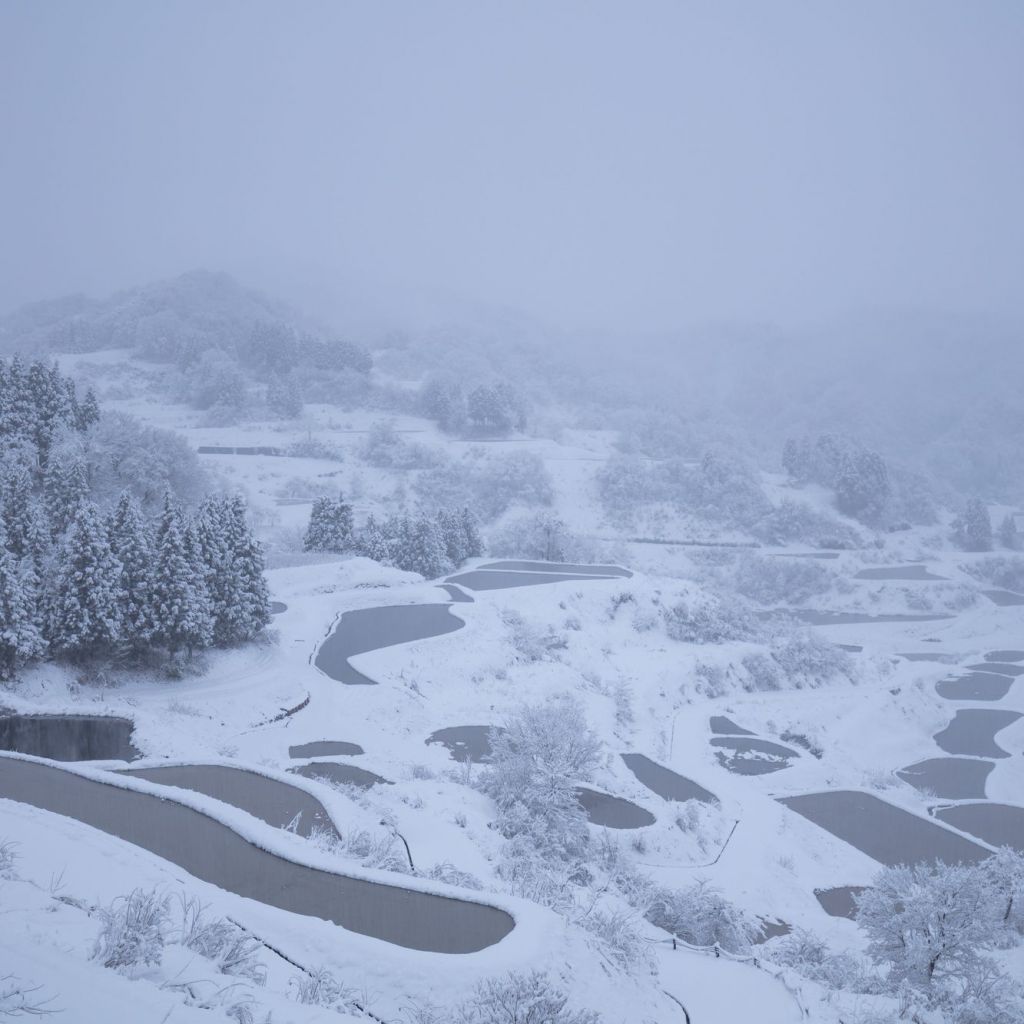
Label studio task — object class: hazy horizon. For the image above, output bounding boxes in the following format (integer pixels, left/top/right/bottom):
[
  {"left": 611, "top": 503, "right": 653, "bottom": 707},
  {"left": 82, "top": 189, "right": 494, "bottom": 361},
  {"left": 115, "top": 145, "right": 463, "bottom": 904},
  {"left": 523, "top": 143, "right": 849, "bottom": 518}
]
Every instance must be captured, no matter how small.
[{"left": 2, "top": 1, "right": 1023, "bottom": 333}]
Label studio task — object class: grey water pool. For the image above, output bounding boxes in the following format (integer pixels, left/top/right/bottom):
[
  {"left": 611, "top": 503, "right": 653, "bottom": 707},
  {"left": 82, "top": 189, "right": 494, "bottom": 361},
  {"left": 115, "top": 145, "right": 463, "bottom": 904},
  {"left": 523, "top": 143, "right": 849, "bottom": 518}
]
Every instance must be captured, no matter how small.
[{"left": 0, "top": 756, "right": 512, "bottom": 953}]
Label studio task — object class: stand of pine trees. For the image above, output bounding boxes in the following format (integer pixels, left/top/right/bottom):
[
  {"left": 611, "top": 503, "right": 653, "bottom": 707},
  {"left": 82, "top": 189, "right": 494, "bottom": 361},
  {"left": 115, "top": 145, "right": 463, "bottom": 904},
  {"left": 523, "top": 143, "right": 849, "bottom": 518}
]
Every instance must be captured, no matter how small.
[{"left": 0, "top": 358, "right": 271, "bottom": 677}]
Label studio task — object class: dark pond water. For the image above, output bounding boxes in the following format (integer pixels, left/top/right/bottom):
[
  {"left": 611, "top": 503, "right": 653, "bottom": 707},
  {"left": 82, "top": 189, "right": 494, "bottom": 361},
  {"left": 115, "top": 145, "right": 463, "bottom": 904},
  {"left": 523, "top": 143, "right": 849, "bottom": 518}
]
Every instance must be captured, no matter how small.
[
  {"left": 575, "top": 787, "right": 656, "bottom": 829},
  {"left": 289, "top": 762, "right": 392, "bottom": 789},
  {"left": 709, "top": 716, "right": 754, "bottom": 736},
  {"left": 754, "top": 918, "right": 792, "bottom": 943},
  {"left": 966, "top": 662, "right": 1024, "bottom": 677},
  {"left": 935, "top": 672, "right": 1015, "bottom": 702},
  {"left": 119, "top": 764, "right": 338, "bottom": 839},
  {"left": 854, "top": 565, "right": 948, "bottom": 581},
  {"left": 814, "top": 886, "right": 867, "bottom": 919},
  {"left": 986, "top": 650, "right": 1024, "bottom": 662},
  {"left": 898, "top": 652, "right": 961, "bottom": 663},
  {"left": 289, "top": 741, "right": 364, "bottom": 758},
  {"left": 197, "top": 445, "right": 283, "bottom": 456},
  {"left": 779, "top": 790, "right": 991, "bottom": 866},
  {"left": 425, "top": 726, "right": 498, "bottom": 763},
  {"left": 445, "top": 570, "right": 618, "bottom": 591},
  {"left": 933, "top": 803, "right": 1024, "bottom": 854},
  {"left": 934, "top": 710, "right": 1022, "bottom": 758},
  {"left": 792, "top": 611, "right": 954, "bottom": 626},
  {"left": 315, "top": 604, "right": 464, "bottom": 685},
  {"left": 0, "top": 756, "right": 512, "bottom": 953},
  {"left": 269, "top": 601, "right": 287, "bottom": 615},
  {"left": 895, "top": 758, "right": 993, "bottom": 800},
  {"left": 620, "top": 754, "right": 717, "bottom": 804},
  {"left": 439, "top": 584, "right": 475, "bottom": 603},
  {"left": 476, "top": 560, "right": 633, "bottom": 578},
  {"left": 983, "top": 590, "right": 1024, "bottom": 607},
  {"left": 0, "top": 714, "right": 139, "bottom": 762},
  {"left": 711, "top": 737, "right": 799, "bottom": 776}
]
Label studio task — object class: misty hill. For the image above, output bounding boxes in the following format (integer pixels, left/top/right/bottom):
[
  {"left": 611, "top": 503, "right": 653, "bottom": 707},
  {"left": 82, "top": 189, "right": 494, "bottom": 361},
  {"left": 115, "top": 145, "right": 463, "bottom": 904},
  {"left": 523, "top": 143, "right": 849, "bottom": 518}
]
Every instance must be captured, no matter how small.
[{"left": 0, "top": 270, "right": 311, "bottom": 361}]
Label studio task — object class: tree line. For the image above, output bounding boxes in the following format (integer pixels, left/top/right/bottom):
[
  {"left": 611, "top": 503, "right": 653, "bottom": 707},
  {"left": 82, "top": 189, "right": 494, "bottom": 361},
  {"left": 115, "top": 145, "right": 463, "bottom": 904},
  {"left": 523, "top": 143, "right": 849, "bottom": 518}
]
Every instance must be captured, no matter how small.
[{"left": 302, "top": 494, "right": 484, "bottom": 578}]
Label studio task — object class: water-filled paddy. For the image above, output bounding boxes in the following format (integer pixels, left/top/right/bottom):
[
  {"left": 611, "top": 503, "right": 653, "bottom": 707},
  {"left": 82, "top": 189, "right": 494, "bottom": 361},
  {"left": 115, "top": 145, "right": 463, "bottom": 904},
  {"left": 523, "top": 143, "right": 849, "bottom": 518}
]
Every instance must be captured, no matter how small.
[
  {"left": 445, "top": 570, "right": 618, "bottom": 591},
  {"left": 0, "top": 756, "right": 513, "bottom": 953},
  {"left": 779, "top": 790, "right": 991, "bottom": 866},
  {"left": 476, "top": 560, "right": 632, "bottom": 578},
  {"left": 620, "top": 754, "right": 717, "bottom": 804},
  {"left": 575, "top": 787, "right": 655, "bottom": 828},
  {"left": 288, "top": 741, "right": 364, "bottom": 758},
  {"left": 710, "top": 737, "right": 798, "bottom": 776},
  {"left": 708, "top": 716, "right": 754, "bottom": 736},
  {"left": 792, "top": 610, "right": 954, "bottom": 626},
  {"left": 814, "top": 886, "right": 866, "bottom": 919},
  {"left": 985, "top": 650, "right": 1024, "bottom": 662},
  {"left": 965, "top": 662, "right": 1024, "bottom": 676},
  {"left": 854, "top": 565, "right": 948, "bottom": 581},
  {"left": 316, "top": 604, "right": 464, "bottom": 685},
  {"left": 935, "top": 672, "right": 1015, "bottom": 701},
  {"left": 269, "top": 601, "right": 287, "bottom": 615},
  {"left": 895, "top": 757, "right": 993, "bottom": 800},
  {"left": 119, "top": 763, "right": 338, "bottom": 838},
  {"left": 289, "top": 762, "right": 391, "bottom": 789},
  {"left": 0, "top": 714, "right": 139, "bottom": 762},
  {"left": 439, "top": 584, "right": 474, "bottom": 603},
  {"left": 933, "top": 803, "right": 1024, "bottom": 854},
  {"left": 983, "top": 590, "right": 1024, "bottom": 607},
  {"left": 425, "top": 726, "right": 497, "bottom": 763},
  {"left": 933, "top": 710, "right": 1022, "bottom": 758}
]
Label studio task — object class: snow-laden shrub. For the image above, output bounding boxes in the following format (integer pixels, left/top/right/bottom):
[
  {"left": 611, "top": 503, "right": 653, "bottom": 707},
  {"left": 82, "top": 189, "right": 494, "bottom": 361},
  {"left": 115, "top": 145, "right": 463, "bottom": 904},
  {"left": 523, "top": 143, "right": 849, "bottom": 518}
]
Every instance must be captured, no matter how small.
[
  {"left": 741, "top": 652, "right": 782, "bottom": 691},
  {"left": 770, "top": 631, "right": 852, "bottom": 684},
  {"left": 177, "top": 895, "right": 265, "bottom": 982},
  {"left": 574, "top": 907, "right": 651, "bottom": 970},
  {"left": 93, "top": 888, "right": 171, "bottom": 971},
  {"left": 289, "top": 966, "right": 357, "bottom": 1011},
  {"left": 309, "top": 825, "right": 410, "bottom": 873},
  {"left": 0, "top": 975, "right": 54, "bottom": 1017},
  {"left": 481, "top": 699, "right": 602, "bottom": 862},
  {"left": 487, "top": 510, "right": 593, "bottom": 563},
  {"left": 646, "top": 881, "right": 757, "bottom": 953},
  {"left": 0, "top": 840, "right": 16, "bottom": 879},
  {"left": 751, "top": 498, "right": 861, "bottom": 548},
  {"left": 502, "top": 609, "right": 564, "bottom": 662},
  {"left": 359, "top": 421, "right": 440, "bottom": 469},
  {"left": 426, "top": 862, "right": 483, "bottom": 890},
  {"left": 732, "top": 554, "right": 834, "bottom": 605},
  {"left": 769, "top": 928, "right": 865, "bottom": 990},
  {"left": 663, "top": 594, "right": 759, "bottom": 644},
  {"left": 962, "top": 556, "right": 1024, "bottom": 593},
  {"left": 693, "top": 661, "right": 729, "bottom": 698},
  {"left": 414, "top": 450, "right": 554, "bottom": 522},
  {"left": 285, "top": 438, "right": 345, "bottom": 462},
  {"left": 457, "top": 971, "right": 601, "bottom": 1024},
  {"left": 497, "top": 839, "right": 579, "bottom": 913}
]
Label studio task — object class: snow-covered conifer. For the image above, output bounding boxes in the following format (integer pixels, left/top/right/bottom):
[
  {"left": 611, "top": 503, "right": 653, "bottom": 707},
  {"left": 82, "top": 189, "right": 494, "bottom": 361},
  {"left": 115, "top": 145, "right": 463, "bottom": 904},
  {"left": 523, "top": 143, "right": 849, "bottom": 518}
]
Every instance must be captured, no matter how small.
[
  {"left": 107, "top": 492, "right": 155, "bottom": 645},
  {"left": 0, "top": 530, "right": 46, "bottom": 678},
  {"left": 47, "top": 502, "right": 123, "bottom": 660},
  {"left": 149, "top": 494, "right": 212, "bottom": 656},
  {"left": 303, "top": 494, "right": 354, "bottom": 553}
]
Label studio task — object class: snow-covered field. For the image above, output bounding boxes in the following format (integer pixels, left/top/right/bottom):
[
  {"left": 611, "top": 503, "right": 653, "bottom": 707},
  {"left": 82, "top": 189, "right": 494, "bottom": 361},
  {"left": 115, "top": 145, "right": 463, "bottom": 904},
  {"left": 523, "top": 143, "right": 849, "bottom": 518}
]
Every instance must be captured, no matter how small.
[{"left": 3, "top": 351, "right": 1023, "bottom": 1023}]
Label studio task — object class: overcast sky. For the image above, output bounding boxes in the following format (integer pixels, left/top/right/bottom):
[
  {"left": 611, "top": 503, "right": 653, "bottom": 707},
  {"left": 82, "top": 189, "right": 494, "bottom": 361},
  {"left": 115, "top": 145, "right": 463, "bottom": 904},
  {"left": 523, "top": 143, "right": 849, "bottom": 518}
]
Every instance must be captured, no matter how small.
[{"left": 1, "top": 1, "right": 1022, "bottom": 331}]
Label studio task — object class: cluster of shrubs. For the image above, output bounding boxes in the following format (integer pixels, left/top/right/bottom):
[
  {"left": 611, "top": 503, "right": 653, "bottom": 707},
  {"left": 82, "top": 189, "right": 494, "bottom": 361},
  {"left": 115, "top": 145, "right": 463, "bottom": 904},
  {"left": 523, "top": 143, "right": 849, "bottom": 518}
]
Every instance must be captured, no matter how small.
[
  {"left": 420, "top": 376, "right": 527, "bottom": 435},
  {"left": 302, "top": 494, "right": 484, "bottom": 578}
]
